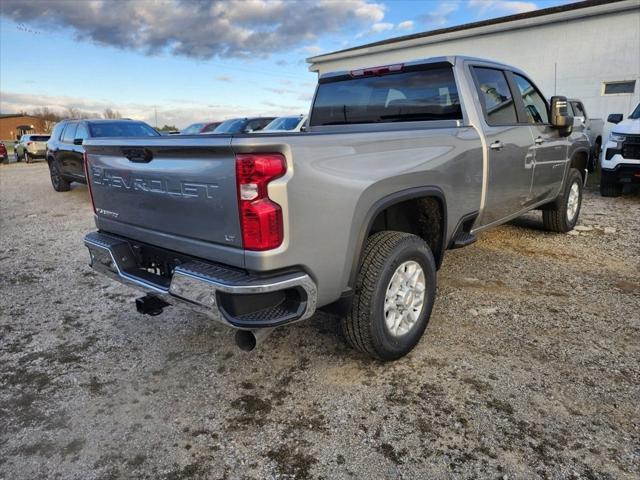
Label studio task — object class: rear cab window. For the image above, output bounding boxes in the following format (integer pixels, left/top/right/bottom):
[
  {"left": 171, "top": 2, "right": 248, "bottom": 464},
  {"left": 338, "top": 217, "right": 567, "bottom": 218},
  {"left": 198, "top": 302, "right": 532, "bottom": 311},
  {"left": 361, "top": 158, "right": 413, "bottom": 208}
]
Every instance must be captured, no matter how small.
[
  {"left": 310, "top": 64, "right": 462, "bottom": 126},
  {"left": 88, "top": 122, "right": 159, "bottom": 137}
]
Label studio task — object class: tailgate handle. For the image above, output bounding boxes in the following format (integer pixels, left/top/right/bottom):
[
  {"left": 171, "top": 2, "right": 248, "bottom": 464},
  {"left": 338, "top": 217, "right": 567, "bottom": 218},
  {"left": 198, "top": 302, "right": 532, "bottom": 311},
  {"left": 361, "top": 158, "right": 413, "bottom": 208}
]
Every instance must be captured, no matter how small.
[{"left": 122, "top": 147, "right": 153, "bottom": 163}]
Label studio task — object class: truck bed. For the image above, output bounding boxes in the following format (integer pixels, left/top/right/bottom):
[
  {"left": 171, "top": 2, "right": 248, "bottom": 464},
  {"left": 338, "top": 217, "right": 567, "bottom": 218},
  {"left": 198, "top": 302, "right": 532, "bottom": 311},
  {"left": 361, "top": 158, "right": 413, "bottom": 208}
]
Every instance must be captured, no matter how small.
[{"left": 84, "top": 124, "right": 483, "bottom": 304}]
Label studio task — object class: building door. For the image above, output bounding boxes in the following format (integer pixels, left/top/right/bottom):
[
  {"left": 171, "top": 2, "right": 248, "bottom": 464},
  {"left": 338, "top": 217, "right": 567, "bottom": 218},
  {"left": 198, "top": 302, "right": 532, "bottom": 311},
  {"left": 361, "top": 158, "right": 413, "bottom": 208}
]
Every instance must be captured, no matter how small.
[{"left": 471, "top": 66, "right": 535, "bottom": 226}]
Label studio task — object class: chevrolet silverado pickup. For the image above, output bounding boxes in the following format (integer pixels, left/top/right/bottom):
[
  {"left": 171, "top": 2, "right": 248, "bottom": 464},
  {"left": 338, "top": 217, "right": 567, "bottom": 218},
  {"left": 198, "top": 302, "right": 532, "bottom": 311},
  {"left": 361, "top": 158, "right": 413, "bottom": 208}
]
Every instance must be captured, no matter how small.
[
  {"left": 82, "top": 56, "right": 589, "bottom": 360},
  {"left": 600, "top": 103, "right": 640, "bottom": 196}
]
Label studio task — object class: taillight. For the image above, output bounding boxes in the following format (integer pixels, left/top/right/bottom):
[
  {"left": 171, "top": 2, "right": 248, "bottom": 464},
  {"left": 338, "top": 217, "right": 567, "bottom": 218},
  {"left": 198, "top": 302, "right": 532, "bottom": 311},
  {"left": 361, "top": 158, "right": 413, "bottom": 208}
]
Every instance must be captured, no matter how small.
[
  {"left": 83, "top": 151, "right": 96, "bottom": 213},
  {"left": 235, "top": 153, "right": 286, "bottom": 250},
  {"left": 27, "top": 141, "right": 33, "bottom": 146}
]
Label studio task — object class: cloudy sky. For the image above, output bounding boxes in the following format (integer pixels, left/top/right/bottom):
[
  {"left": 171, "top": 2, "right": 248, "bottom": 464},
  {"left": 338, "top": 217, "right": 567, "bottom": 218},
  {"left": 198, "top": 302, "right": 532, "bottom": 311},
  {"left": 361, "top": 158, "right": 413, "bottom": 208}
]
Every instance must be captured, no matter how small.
[{"left": 0, "top": 0, "right": 573, "bottom": 128}]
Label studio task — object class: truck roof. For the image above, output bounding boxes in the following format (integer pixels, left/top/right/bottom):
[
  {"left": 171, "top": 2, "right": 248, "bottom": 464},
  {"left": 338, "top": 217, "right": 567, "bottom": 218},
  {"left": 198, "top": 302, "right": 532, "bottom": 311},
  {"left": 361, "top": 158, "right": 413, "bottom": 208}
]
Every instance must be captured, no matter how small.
[{"left": 319, "top": 55, "right": 526, "bottom": 81}]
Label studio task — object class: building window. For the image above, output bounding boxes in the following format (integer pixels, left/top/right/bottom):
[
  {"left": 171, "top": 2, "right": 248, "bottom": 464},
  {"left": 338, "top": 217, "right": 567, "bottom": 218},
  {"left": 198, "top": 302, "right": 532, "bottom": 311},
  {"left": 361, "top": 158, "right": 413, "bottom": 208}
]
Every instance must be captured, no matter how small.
[{"left": 602, "top": 81, "right": 636, "bottom": 95}]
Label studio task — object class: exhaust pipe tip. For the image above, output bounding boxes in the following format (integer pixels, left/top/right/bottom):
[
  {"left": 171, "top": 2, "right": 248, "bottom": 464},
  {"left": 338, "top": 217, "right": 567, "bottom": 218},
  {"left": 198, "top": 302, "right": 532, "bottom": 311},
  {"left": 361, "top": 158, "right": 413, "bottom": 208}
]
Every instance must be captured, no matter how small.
[{"left": 235, "top": 330, "right": 257, "bottom": 351}]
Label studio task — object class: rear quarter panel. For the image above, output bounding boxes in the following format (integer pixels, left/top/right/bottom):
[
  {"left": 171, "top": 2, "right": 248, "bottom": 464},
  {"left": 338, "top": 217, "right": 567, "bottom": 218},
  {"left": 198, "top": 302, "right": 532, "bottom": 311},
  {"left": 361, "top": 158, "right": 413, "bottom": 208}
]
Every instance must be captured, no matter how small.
[{"left": 233, "top": 125, "right": 483, "bottom": 305}]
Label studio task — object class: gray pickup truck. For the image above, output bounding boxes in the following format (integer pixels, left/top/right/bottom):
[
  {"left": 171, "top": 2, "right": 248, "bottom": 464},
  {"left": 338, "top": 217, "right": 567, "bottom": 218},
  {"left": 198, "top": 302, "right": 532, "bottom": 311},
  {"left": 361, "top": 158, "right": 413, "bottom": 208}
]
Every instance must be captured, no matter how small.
[{"left": 83, "top": 56, "right": 589, "bottom": 360}]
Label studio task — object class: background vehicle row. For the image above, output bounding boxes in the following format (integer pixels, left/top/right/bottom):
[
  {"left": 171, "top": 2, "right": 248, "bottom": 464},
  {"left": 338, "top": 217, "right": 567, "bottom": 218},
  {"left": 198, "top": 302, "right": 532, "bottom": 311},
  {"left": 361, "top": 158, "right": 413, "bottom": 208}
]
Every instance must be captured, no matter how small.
[{"left": 46, "top": 119, "right": 159, "bottom": 191}]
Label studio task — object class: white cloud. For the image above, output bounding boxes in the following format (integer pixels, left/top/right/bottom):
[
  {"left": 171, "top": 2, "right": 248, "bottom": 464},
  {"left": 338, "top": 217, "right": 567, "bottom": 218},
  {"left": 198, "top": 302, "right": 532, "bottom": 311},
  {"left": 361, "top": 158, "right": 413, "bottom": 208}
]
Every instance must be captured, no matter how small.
[
  {"left": 0, "top": 90, "right": 308, "bottom": 128},
  {"left": 416, "top": 2, "right": 460, "bottom": 28},
  {"left": 468, "top": 0, "right": 538, "bottom": 14},
  {"left": 356, "top": 20, "right": 409, "bottom": 39},
  {"left": 0, "top": 0, "right": 385, "bottom": 59},
  {"left": 215, "top": 75, "right": 232, "bottom": 82},
  {"left": 302, "top": 45, "right": 325, "bottom": 55},
  {"left": 371, "top": 22, "right": 394, "bottom": 33},
  {"left": 397, "top": 20, "right": 414, "bottom": 30}
]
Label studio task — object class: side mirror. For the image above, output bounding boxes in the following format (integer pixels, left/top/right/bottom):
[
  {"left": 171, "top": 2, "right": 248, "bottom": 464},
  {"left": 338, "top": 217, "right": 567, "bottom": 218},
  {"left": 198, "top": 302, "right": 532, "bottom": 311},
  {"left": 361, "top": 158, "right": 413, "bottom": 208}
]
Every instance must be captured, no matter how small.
[
  {"left": 607, "top": 113, "right": 623, "bottom": 124},
  {"left": 550, "top": 96, "right": 573, "bottom": 136},
  {"left": 73, "top": 138, "right": 83, "bottom": 145}
]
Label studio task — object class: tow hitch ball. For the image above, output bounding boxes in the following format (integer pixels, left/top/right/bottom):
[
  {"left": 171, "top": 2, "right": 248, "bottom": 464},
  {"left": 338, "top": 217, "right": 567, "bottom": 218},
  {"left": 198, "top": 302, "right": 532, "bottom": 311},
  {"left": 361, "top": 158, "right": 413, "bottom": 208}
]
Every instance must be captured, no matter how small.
[{"left": 135, "top": 294, "right": 169, "bottom": 316}]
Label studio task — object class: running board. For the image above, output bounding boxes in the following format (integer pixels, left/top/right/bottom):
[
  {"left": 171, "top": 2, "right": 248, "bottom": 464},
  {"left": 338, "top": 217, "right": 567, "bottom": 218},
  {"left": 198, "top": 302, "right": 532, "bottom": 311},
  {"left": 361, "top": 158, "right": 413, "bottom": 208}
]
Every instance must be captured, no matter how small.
[{"left": 451, "top": 231, "right": 477, "bottom": 249}]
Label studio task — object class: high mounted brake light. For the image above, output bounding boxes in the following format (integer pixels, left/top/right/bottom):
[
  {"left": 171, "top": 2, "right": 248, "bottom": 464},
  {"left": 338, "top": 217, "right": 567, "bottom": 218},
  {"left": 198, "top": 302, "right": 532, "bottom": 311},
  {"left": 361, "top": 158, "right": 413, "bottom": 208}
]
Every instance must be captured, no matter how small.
[
  {"left": 235, "top": 153, "right": 286, "bottom": 251},
  {"left": 350, "top": 63, "right": 403, "bottom": 77}
]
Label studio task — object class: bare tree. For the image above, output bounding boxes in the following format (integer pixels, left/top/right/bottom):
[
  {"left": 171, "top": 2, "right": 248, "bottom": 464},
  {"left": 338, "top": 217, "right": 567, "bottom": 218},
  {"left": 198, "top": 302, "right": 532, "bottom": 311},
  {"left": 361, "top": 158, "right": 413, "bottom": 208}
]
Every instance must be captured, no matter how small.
[
  {"left": 31, "top": 106, "right": 64, "bottom": 133},
  {"left": 102, "top": 108, "right": 122, "bottom": 119}
]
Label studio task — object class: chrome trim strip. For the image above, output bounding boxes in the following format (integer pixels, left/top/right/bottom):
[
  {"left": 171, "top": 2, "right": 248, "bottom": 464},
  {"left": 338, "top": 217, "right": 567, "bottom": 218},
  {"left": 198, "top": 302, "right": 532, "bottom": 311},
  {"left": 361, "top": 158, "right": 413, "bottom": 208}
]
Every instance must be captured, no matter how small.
[{"left": 83, "top": 233, "right": 318, "bottom": 327}]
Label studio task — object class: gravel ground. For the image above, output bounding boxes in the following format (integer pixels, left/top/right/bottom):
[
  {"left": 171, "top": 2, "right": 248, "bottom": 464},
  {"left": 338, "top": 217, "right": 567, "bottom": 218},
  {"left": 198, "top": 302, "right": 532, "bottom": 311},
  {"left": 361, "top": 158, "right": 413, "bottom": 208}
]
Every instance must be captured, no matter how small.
[{"left": 1, "top": 162, "right": 639, "bottom": 480}]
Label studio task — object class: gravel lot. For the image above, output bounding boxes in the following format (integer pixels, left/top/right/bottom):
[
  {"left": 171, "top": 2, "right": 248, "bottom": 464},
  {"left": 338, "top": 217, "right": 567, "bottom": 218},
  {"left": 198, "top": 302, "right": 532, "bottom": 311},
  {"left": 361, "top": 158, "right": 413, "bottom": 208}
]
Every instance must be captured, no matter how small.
[{"left": 1, "top": 162, "right": 638, "bottom": 480}]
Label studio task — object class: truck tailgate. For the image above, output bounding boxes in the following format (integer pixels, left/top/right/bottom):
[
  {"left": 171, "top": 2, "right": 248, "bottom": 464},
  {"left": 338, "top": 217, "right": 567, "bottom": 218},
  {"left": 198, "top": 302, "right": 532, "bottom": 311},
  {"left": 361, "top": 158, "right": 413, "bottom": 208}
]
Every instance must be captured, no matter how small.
[{"left": 84, "top": 136, "right": 242, "bottom": 250}]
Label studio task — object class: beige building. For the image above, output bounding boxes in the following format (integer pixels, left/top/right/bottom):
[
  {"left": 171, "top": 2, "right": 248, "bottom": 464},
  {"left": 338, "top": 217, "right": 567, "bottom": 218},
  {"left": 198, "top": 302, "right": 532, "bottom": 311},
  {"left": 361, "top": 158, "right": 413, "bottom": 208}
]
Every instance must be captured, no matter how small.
[{"left": 307, "top": 0, "right": 640, "bottom": 123}]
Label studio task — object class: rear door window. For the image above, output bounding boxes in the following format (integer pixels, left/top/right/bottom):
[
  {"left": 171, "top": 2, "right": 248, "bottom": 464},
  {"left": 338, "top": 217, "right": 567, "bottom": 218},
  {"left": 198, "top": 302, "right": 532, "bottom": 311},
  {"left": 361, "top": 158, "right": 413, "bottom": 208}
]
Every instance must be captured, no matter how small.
[
  {"left": 310, "top": 65, "right": 462, "bottom": 126},
  {"left": 51, "top": 123, "right": 65, "bottom": 141},
  {"left": 61, "top": 122, "right": 78, "bottom": 143},
  {"left": 75, "top": 123, "right": 89, "bottom": 140},
  {"left": 472, "top": 67, "right": 518, "bottom": 126}
]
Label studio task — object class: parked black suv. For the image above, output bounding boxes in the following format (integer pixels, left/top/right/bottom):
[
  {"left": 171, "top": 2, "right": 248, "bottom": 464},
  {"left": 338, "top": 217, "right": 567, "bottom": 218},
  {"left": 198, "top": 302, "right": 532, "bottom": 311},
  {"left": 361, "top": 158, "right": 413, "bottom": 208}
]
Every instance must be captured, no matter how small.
[
  {"left": 212, "top": 117, "right": 275, "bottom": 134},
  {"left": 46, "top": 119, "right": 159, "bottom": 191}
]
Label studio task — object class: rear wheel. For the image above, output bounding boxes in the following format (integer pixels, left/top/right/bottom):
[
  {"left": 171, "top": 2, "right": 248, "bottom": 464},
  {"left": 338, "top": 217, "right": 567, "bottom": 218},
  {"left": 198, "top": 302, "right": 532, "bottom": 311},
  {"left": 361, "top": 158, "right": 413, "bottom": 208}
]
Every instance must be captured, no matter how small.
[
  {"left": 341, "top": 231, "right": 437, "bottom": 361},
  {"left": 24, "top": 152, "right": 31, "bottom": 164},
  {"left": 542, "top": 168, "right": 583, "bottom": 233},
  {"left": 49, "top": 160, "right": 71, "bottom": 192}
]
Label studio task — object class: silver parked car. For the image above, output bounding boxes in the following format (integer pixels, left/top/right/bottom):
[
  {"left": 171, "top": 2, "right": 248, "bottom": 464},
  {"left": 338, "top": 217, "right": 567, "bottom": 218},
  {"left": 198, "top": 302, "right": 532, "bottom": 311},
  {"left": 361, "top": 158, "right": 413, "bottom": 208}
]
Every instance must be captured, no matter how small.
[
  {"left": 260, "top": 115, "right": 308, "bottom": 132},
  {"left": 14, "top": 134, "right": 50, "bottom": 163}
]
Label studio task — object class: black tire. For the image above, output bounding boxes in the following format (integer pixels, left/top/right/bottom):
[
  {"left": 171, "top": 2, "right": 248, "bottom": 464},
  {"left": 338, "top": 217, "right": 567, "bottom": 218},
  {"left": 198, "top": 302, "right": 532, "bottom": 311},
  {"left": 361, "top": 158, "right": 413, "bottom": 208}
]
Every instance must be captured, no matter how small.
[
  {"left": 24, "top": 152, "right": 31, "bottom": 164},
  {"left": 600, "top": 173, "right": 623, "bottom": 197},
  {"left": 341, "top": 231, "right": 437, "bottom": 361},
  {"left": 15, "top": 151, "right": 20, "bottom": 162},
  {"left": 542, "top": 168, "right": 583, "bottom": 233},
  {"left": 49, "top": 160, "right": 71, "bottom": 192}
]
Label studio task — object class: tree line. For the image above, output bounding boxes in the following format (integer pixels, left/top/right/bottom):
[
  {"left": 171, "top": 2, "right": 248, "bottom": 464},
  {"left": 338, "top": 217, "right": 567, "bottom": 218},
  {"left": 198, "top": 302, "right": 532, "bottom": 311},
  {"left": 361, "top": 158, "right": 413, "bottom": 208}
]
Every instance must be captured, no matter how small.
[{"left": 20, "top": 107, "right": 177, "bottom": 133}]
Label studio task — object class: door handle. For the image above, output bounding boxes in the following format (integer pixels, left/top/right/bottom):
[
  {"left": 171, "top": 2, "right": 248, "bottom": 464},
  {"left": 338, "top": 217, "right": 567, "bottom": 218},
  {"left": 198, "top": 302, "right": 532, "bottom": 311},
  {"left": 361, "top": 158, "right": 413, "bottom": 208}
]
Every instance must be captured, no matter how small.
[
  {"left": 489, "top": 141, "right": 504, "bottom": 151},
  {"left": 535, "top": 137, "right": 544, "bottom": 145}
]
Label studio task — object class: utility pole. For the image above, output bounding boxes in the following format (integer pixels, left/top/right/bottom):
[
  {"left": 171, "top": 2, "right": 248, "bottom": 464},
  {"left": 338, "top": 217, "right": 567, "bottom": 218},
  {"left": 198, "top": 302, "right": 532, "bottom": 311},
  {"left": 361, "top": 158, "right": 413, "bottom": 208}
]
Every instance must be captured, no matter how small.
[{"left": 154, "top": 106, "right": 158, "bottom": 129}]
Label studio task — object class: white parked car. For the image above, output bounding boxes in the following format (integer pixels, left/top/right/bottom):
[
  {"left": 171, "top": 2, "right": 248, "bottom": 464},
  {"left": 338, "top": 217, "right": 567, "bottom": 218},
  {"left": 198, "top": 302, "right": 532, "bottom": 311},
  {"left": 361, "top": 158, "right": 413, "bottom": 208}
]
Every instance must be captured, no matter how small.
[
  {"left": 259, "top": 115, "right": 307, "bottom": 132},
  {"left": 600, "top": 103, "right": 640, "bottom": 196},
  {"left": 14, "top": 134, "right": 50, "bottom": 163}
]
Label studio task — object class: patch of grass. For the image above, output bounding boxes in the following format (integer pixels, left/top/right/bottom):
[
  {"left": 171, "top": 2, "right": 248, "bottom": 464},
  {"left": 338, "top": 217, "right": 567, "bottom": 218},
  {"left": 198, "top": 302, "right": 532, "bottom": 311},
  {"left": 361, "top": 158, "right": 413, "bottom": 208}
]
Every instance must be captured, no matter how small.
[
  {"left": 266, "top": 445, "right": 318, "bottom": 479},
  {"left": 462, "top": 376, "right": 493, "bottom": 393},
  {"left": 486, "top": 398, "right": 515, "bottom": 415},
  {"left": 377, "top": 442, "right": 406, "bottom": 465}
]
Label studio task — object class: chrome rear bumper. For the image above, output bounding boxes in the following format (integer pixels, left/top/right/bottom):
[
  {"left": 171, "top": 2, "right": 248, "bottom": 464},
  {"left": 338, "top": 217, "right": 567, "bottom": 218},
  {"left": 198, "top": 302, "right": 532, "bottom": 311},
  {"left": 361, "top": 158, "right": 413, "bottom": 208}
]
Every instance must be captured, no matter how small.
[{"left": 84, "top": 231, "right": 317, "bottom": 328}]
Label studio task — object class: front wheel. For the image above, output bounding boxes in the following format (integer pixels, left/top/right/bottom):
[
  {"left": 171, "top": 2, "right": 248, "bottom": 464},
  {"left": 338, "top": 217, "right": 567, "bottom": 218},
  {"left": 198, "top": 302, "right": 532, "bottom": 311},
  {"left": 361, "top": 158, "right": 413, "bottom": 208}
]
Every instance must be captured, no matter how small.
[
  {"left": 542, "top": 168, "right": 583, "bottom": 233},
  {"left": 341, "top": 231, "right": 437, "bottom": 361}
]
